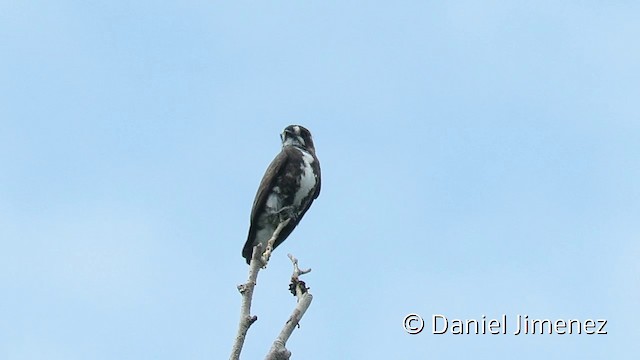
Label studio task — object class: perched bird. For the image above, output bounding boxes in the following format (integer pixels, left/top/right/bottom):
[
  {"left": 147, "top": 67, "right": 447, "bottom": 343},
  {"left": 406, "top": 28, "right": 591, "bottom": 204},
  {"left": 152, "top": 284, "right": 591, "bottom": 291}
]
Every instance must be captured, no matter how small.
[{"left": 242, "top": 125, "right": 321, "bottom": 264}]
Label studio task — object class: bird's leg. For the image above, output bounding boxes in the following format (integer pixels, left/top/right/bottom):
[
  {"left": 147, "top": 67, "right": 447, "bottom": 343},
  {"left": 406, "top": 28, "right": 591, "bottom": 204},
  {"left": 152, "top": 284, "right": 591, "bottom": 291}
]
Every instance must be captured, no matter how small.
[{"left": 274, "top": 205, "right": 298, "bottom": 223}]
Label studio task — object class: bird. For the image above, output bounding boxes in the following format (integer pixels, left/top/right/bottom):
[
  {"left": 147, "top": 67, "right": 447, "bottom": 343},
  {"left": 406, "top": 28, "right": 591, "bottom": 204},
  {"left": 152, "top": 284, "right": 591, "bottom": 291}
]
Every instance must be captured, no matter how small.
[{"left": 242, "top": 125, "right": 321, "bottom": 264}]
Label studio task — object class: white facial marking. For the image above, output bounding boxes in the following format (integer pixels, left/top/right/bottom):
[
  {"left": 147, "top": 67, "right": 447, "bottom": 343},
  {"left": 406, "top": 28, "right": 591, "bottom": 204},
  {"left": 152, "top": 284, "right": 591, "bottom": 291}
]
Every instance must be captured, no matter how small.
[{"left": 282, "top": 127, "right": 306, "bottom": 148}]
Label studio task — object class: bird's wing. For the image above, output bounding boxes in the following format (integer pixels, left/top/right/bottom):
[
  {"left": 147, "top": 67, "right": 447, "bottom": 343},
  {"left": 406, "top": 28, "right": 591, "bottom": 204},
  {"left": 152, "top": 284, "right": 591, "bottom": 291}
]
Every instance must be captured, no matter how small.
[
  {"left": 242, "top": 149, "right": 290, "bottom": 263},
  {"left": 248, "top": 148, "right": 290, "bottom": 227}
]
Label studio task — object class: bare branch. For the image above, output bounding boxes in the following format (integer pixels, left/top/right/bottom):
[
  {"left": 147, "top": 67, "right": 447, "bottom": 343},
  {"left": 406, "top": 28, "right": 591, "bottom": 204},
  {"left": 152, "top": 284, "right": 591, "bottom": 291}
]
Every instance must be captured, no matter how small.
[
  {"left": 230, "top": 218, "right": 291, "bottom": 360},
  {"left": 288, "top": 253, "right": 311, "bottom": 279},
  {"left": 264, "top": 254, "right": 313, "bottom": 360},
  {"left": 229, "top": 244, "right": 263, "bottom": 360},
  {"left": 261, "top": 218, "right": 291, "bottom": 265}
]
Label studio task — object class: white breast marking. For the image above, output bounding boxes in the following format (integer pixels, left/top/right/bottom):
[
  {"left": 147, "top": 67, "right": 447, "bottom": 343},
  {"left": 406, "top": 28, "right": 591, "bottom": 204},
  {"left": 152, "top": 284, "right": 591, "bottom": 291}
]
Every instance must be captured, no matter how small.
[
  {"left": 294, "top": 150, "right": 316, "bottom": 206},
  {"left": 265, "top": 186, "right": 281, "bottom": 211}
]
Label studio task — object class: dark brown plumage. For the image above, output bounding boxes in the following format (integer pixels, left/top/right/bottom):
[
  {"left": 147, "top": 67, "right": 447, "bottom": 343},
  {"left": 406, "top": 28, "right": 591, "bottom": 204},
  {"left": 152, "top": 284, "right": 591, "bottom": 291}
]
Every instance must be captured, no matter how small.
[{"left": 242, "top": 125, "right": 321, "bottom": 264}]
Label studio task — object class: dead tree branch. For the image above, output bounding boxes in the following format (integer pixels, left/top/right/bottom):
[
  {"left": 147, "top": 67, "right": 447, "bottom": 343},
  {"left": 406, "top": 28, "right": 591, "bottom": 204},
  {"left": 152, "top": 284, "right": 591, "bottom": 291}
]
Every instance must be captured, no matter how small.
[
  {"left": 229, "top": 219, "right": 291, "bottom": 360},
  {"left": 261, "top": 218, "right": 291, "bottom": 265},
  {"left": 264, "top": 254, "right": 313, "bottom": 360},
  {"left": 229, "top": 244, "right": 262, "bottom": 360}
]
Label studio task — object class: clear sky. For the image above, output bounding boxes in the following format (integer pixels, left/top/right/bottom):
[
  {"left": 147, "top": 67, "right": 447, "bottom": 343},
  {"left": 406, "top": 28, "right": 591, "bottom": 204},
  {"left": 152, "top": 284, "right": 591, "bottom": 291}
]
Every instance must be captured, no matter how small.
[{"left": 1, "top": 1, "right": 638, "bottom": 359}]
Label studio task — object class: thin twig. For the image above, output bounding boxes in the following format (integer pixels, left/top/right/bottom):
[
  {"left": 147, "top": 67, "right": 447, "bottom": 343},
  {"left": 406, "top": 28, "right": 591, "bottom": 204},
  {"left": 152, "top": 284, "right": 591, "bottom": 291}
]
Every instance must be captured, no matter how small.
[
  {"left": 261, "top": 218, "right": 291, "bottom": 265},
  {"left": 264, "top": 254, "right": 313, "bottom": 360}
]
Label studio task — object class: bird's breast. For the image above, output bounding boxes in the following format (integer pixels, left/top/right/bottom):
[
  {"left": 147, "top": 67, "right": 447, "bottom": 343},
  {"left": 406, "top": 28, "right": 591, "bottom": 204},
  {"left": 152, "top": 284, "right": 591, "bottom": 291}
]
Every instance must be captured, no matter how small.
[{"left": 293, "top": 150, "right": 317, "bottom": 207}]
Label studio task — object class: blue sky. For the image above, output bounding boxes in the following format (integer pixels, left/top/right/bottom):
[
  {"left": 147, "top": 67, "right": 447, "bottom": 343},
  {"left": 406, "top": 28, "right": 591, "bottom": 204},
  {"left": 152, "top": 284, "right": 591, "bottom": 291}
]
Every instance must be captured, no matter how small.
[{"left": 1, "top": 1, "right": 638, "bottom": 359}]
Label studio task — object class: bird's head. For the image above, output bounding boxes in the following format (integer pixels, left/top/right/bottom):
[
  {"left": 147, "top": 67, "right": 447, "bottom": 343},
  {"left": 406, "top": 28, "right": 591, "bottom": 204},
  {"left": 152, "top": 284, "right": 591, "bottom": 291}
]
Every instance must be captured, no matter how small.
[{"left": 280, "top": 125, "right": 315, "bottom": 152}]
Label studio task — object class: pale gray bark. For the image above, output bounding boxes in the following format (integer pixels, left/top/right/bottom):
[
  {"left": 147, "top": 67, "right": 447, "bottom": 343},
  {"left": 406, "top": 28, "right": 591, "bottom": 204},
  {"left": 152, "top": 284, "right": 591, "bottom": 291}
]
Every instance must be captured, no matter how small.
[
  {"left": 229, "top": 243, "right": 262, "bottom": 360},
  {"left": 229, "top": 219, "right": 293, "bottom": 360},
  {"left": 264, "top": 254, "right": 313, "bottom": 360}
]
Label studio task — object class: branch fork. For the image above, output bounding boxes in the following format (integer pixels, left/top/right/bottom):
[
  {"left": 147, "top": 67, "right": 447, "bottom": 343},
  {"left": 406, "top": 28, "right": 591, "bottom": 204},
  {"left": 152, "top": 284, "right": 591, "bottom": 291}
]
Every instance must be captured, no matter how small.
[
  {"left": 264, "top": 255, "right": 313, "bottom": 360},
  {"left": 230, "top": 218, "right": 313, "bottom": 360}
]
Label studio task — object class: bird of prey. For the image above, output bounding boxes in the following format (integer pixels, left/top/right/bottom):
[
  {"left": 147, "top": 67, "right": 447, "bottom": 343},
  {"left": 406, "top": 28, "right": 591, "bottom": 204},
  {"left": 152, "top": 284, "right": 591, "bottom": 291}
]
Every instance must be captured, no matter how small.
[{"left": 242, "top": 125, "right": 321, "bottom": 264}]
